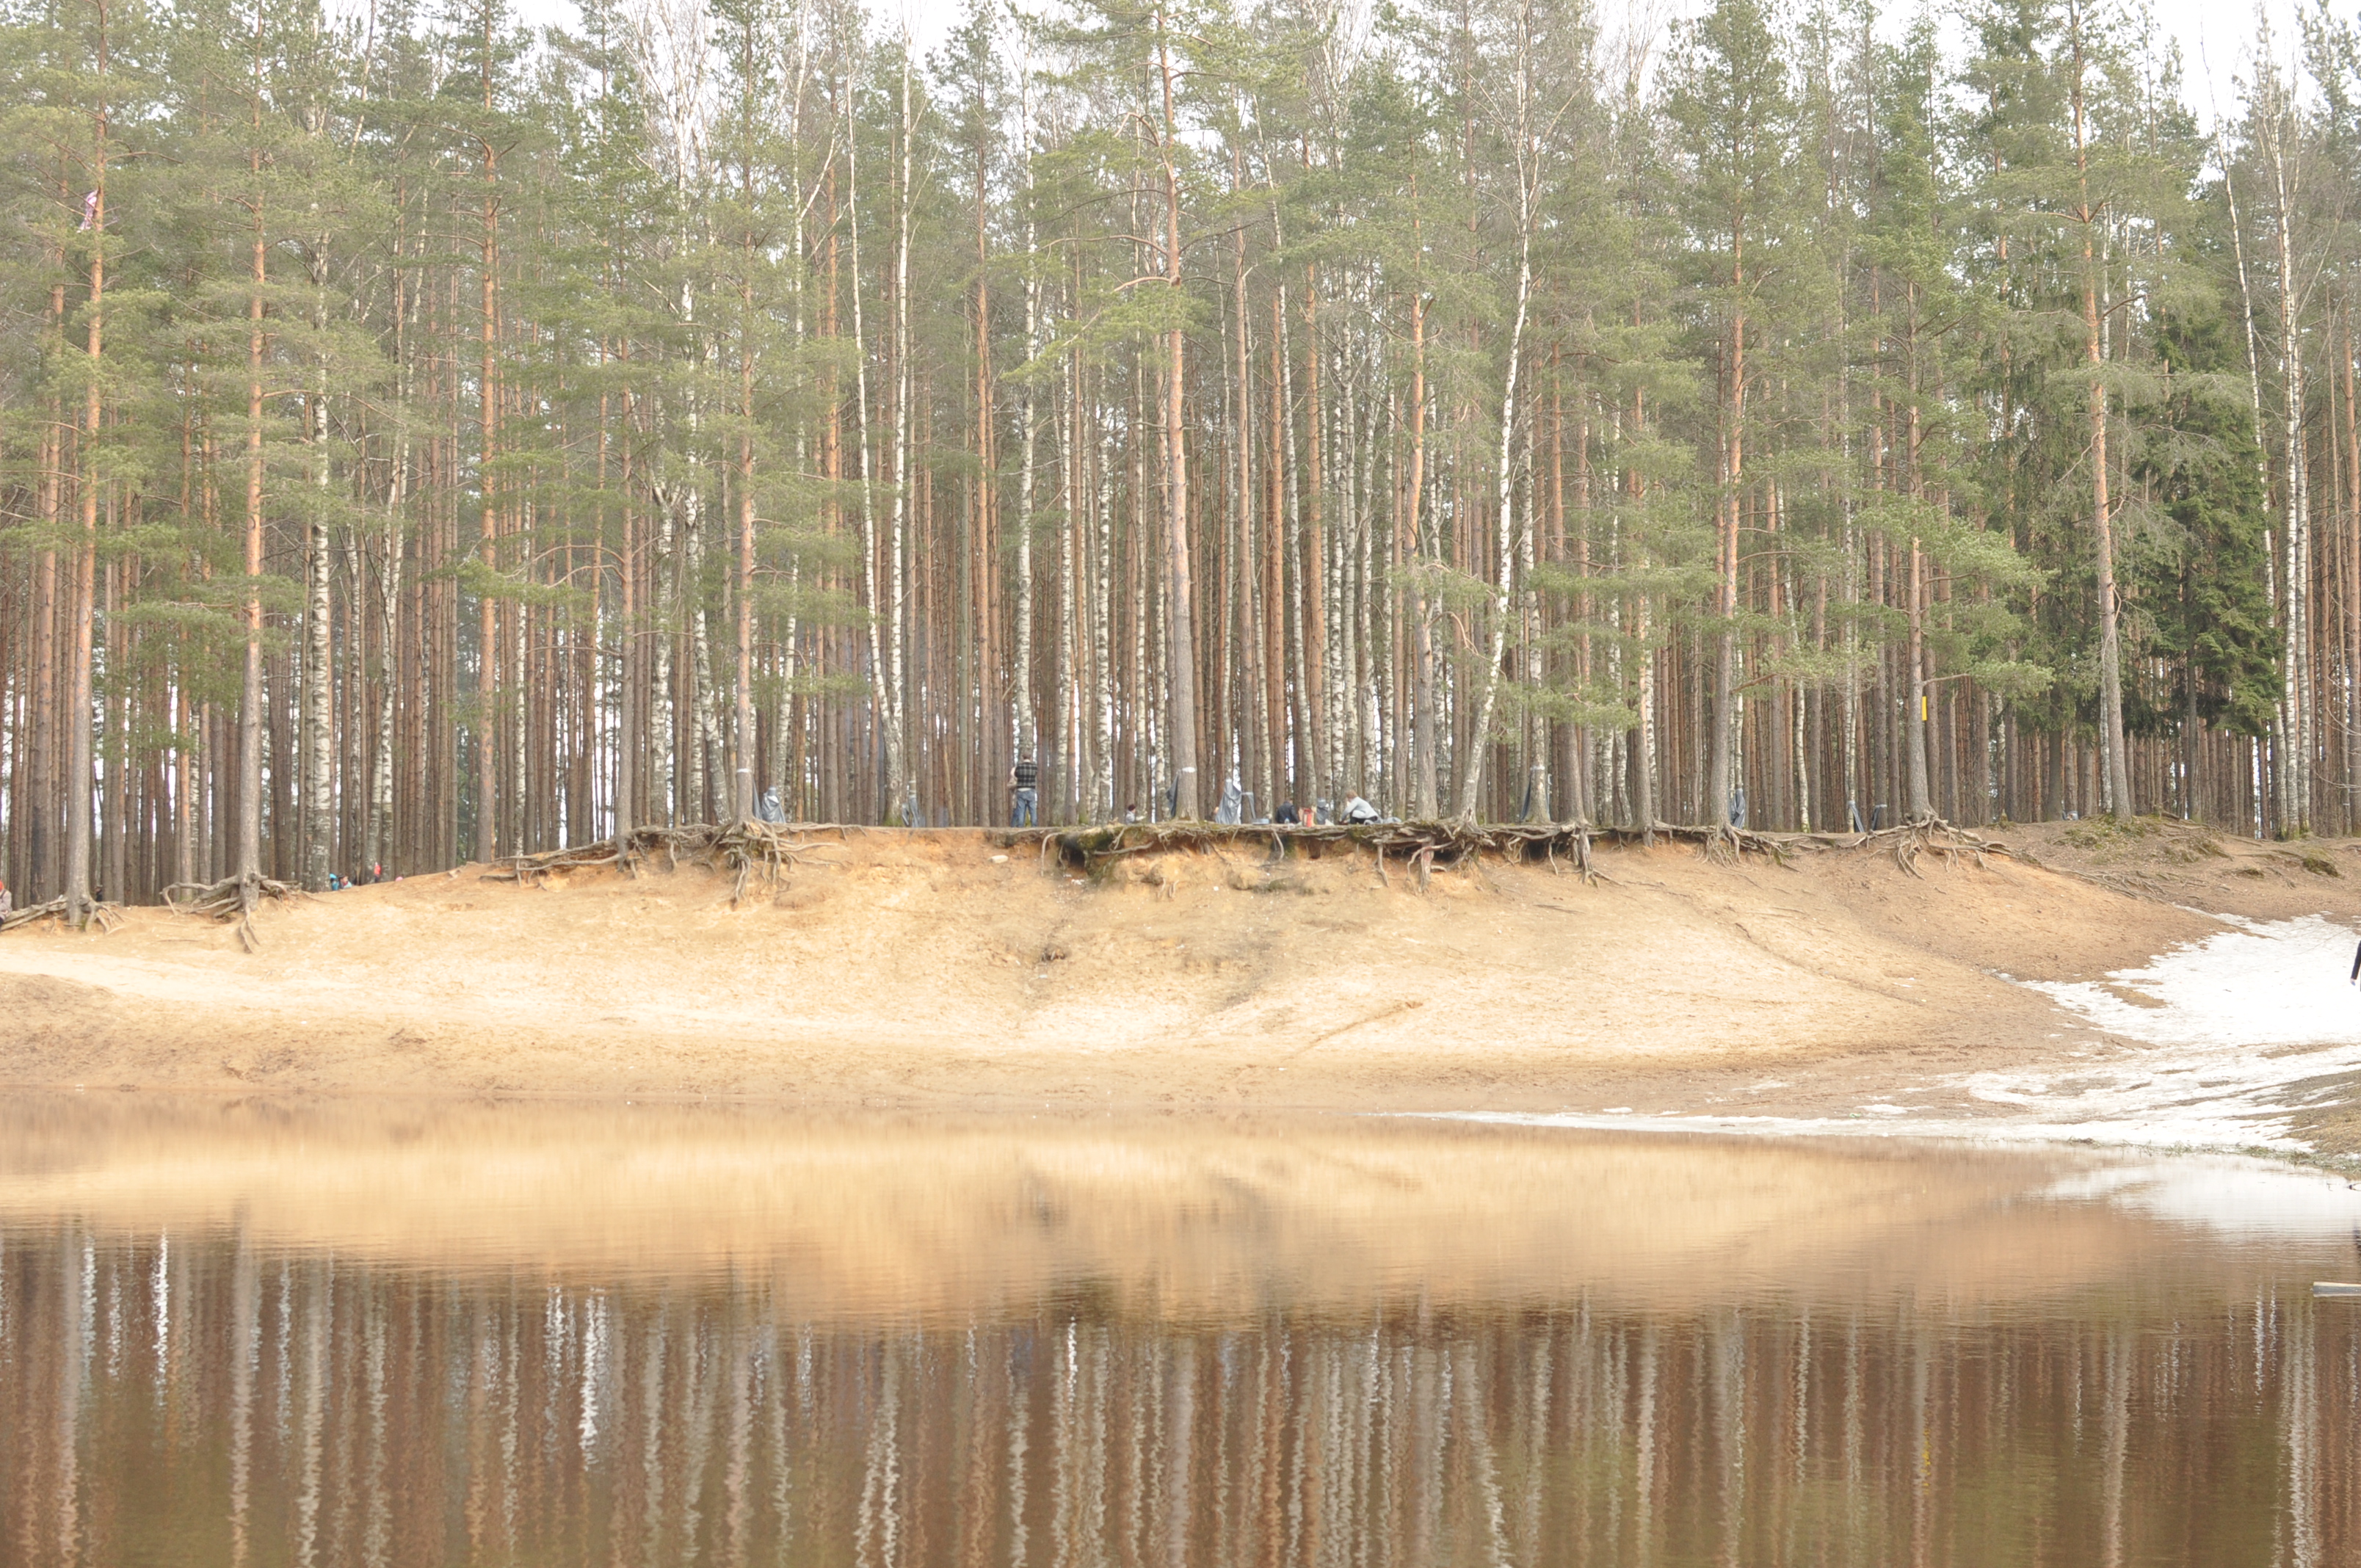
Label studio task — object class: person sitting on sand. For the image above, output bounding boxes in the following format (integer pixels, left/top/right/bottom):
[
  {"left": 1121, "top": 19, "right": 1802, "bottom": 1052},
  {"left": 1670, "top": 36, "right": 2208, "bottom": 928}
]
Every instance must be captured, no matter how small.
[
  {"left": 1343, "top": 794, "right": 1378, "bottom": 824},
  {"left": 0, "top": 876, "right": 11, "bottom": 916},
  {"left": 1274, "top": 801, "right": 1300, "bottom": 825}
]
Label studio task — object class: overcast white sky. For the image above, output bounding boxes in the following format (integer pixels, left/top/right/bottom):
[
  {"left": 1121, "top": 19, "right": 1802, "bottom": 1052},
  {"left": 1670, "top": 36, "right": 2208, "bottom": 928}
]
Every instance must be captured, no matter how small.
[{"left": 504, "top": 0, "right": 2312, "bottom": 131}]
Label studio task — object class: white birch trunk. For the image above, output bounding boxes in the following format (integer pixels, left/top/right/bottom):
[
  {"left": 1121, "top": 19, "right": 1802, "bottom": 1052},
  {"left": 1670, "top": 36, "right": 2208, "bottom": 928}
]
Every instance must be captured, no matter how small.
[
  {"left": 885, "top": 46, "right": 915, "bottom": 822},
  {"left": 1455, "top": 200, "right": 1534, "bottom": 819},
  {"left": 2270, "top": 115, "right": 2311, "bottom": 834}
]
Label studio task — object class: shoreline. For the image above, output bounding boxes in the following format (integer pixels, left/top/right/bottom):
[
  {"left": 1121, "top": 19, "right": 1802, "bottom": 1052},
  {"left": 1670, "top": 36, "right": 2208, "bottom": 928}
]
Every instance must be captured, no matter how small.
[{"left": 3, "top": 816, "right": 2358, "bottom": 1152}]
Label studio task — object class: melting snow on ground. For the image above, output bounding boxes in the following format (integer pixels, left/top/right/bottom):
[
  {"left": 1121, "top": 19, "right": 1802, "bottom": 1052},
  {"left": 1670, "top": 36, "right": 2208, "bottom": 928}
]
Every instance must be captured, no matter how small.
[
  {"left": 2016, "top": 912, "right": 2360, "bottom": 1048},
  {"left": 1439, "top": 914, "right": 2361, "bottom": 1153}
]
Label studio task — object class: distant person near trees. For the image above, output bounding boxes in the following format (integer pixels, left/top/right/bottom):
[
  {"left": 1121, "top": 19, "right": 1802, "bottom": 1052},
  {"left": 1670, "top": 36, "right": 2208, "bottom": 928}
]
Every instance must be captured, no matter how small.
[{"left": 1010, "top": 755, "right": 1040, "bottom": 828}]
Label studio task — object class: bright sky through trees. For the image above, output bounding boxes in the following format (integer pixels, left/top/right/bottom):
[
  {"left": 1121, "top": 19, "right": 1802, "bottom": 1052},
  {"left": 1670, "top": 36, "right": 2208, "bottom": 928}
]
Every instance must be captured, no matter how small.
[{"left": 498, "top": 0, "right": 2296, "bottom": 117}]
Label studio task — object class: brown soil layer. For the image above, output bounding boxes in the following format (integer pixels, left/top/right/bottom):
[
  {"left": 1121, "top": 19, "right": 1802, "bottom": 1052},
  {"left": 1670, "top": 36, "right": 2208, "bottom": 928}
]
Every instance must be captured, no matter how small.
[{"left": 1, "top": 816, "right": 2356, "bottom": 1119}]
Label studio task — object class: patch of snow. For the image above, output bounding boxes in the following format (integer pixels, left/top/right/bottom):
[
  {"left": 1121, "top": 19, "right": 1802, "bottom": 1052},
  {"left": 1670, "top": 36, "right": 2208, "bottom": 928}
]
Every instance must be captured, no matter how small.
[
  {"left": 1943, "top": 914, "right": 2361, "bottom": 1147},
  {"left": 2024, "top": 912, "right": 2357, "bottom": 1048},
  {"left": 1424, "top": 917, "right": 2361, "bottom": 1155}
]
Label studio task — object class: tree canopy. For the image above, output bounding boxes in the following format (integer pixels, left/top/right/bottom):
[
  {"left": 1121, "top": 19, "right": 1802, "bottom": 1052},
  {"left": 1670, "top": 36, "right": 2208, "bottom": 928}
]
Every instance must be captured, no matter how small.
[{"left": 1, "top": 0, "right": 2352, "bottom": 914}]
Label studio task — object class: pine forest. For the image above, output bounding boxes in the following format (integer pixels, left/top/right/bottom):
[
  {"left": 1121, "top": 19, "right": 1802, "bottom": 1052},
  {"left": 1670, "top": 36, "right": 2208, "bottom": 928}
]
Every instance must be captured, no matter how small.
[{"left": 3, "top": 0, "right": 2355, "bottom": 919}]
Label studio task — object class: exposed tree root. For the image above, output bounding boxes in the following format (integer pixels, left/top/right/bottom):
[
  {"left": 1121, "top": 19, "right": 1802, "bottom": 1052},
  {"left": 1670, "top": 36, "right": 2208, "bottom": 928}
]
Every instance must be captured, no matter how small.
[
  {"left": 0, "top": 896, "right": 67, "bottom": 934},
  {"left": 481, "top": 821, "right": 840, "bottom": 905},
  {"left": 0, "top": 896, "right": 123, "bottom": 935},
  {"left": 162, "top": 872, "right": 297, "bottom": 951},
  {"left": 1861, "top": 815, "right": 2015, "bottom": 878},
  {"left": 4, "top": 817, "right": 2013, "bottom": 944},
  {"left": 1006, "top": 815, "right": 2012, "bottom": 884}
]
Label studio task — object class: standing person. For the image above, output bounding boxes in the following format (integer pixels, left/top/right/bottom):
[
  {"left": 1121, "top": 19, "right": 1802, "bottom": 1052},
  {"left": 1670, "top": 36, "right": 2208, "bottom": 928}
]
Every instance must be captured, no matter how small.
[{"left": 1010, "top": 755, "right": 1040, "bottom": 828}]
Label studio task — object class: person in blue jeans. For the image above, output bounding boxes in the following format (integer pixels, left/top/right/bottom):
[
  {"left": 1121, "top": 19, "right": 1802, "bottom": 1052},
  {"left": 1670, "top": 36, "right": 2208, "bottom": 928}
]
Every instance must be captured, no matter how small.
[{"left": 1010, "top": 755, "right": 1040, "bottom": 827}]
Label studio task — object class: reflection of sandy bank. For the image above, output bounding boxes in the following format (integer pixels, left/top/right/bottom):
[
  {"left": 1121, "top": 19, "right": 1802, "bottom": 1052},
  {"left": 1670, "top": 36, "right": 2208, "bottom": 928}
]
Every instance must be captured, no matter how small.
[{"left": 0, "top": 1095, "right": 2261, "bottom": 1322}]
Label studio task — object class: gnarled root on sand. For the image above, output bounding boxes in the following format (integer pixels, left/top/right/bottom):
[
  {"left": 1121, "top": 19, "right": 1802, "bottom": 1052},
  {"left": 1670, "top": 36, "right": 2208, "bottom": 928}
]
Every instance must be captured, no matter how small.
[{"left": 162, "top": 873, "right": 297, "bottom": 951}]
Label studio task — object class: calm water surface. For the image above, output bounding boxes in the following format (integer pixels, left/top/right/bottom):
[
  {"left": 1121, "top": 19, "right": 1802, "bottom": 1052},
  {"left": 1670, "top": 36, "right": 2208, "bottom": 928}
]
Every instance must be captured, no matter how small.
[{"left": 3, "top": 1097, "right": 2359, "bottom": 1567}]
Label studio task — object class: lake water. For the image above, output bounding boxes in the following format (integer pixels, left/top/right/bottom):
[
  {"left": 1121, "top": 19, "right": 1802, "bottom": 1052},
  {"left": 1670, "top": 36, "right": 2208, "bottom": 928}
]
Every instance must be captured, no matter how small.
[{"left": 4, "top": 1097, "right": 2360, "bottom": 1566}]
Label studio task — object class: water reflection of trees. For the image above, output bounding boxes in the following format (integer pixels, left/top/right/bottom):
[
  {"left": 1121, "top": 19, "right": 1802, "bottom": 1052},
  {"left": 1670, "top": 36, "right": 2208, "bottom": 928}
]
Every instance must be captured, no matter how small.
[{"left": 2, "top": 1225, "right": 2354, "bottom": 1566}]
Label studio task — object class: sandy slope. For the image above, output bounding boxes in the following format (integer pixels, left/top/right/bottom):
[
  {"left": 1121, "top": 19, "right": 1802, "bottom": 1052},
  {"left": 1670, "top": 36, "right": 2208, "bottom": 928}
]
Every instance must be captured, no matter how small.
[{"left": 6, "top": 816, "right": 2351, "bottom": 1119}]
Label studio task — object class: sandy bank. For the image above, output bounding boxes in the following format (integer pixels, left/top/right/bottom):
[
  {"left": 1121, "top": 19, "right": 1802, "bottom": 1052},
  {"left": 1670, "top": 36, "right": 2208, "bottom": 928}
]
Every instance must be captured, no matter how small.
[{"left": 6, "top": 816, "right": 2357, "bottom": 1125}]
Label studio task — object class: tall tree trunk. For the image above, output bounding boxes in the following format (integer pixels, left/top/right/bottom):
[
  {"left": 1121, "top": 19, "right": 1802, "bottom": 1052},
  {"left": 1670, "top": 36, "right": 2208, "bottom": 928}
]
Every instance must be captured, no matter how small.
[
  {"left": 2341, "top": 308, "right": 2360, "bottom": 831},
  {"left": 1628, "top": 381, "right": 1658, "bottom": 832},
  {"left": 848, "top": 72, "right": 898, "bottom": 822},
  {"left": 2223, "top": 132, "right": 2279, "bottom": 830},
  {"left": 733, "top": 97, "right": 758, "bottom": 823},
  {"left": 1231, "top": 146, "right": 1261, "bottom": 813},
  {"left": 1906, "top": 537, "right": 1932, "bottom": 819},
  {"left": 1408, "top": 281, "right": 1438, "bottom": 820},
  {"left": 2268, "top": 113, "right": 2311, "bottom": 834},
  {"left": 64, "top": 14, "right": 110, "bottom": 922},
  {"left": 887, "top": 51, "right": 915, "bottom": 821},
  {"left": 371, "top": 437, "right": 405, "bottom": 876},
  {"left": 1904, "top": 310, "right": 1932, "bottom": 821},
  {"left": 1455, "top": 175, "right": 1535, "bottom": 820},
  {"left": 238, "top": 46, "right": 266, "bottom": 906},
  {"left": 28, "top": 265, "right": 65, "bottom": 901},
  {"left": 1014, "top": 71, "right": 1042, "bottom": 771},
  {"left": 2072, "top": 13, "right": 2134, "bottom": 819},
  {"left": 302, "top": 244, "right": 334, "bottom": 891},
  {"left": 475, "top": 107, "right": 500, "bottom": 862},
  {"left": 1156, "top": 11, "right": 1200, "bottom": 818},
  {"left": 1708, "top": 227, "right": 1745, "bottom": 830},
  {"left": 1302, "top": 270, "right": 1326, "bottom": 809}
]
